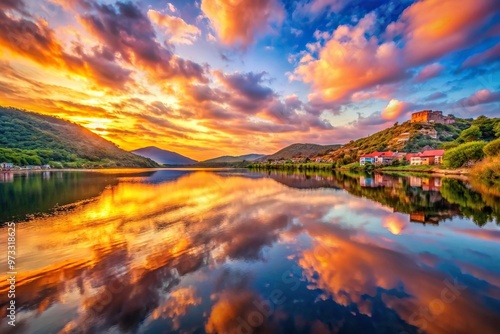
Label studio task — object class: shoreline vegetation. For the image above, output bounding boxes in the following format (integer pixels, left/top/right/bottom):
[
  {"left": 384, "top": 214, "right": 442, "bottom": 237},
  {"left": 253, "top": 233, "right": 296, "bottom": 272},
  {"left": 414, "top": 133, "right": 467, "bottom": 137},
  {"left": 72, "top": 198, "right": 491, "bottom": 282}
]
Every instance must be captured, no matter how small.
[
  {"left": 246, "top": 158, "right": 499, "bottom": 189},
  {"left": 246, "top": 162, "right": 468, "bottom": 175},
  {"left": 3, "top": 160, "right": 498, "bottom": 193}
]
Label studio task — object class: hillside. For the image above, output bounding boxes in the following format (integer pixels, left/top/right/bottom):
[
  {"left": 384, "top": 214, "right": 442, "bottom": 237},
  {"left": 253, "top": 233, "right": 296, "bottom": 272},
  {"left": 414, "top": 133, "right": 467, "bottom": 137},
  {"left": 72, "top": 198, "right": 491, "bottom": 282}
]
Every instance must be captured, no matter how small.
[
  {"left": 202, "top": 154, "right": 265, "bottom": 163},
  {"left": 325, "top": 116, "right": 498, "bottom": 165},
  {"left": 131, "top": 146, "right": 197, "bottom": 165},
  {"left": 259, "top": 143, "right": 342, "bottom": 161},
  {"left": 0, "top": 107, "right": 159, "bottom": 168}
]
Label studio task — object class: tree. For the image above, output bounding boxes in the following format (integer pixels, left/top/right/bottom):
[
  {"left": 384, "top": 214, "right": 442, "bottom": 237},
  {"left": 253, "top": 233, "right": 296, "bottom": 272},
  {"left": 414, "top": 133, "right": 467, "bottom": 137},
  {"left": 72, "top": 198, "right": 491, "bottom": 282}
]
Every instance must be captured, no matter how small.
[
  {"left": 483, "top": 138, "right": 500, "bottom": 157},
  {"left": 443, "top": 141, "right": 486, "bottom": 168},
  {"left": 494, "top": 122, "right": 500, "bottom": 138},
  {"left": 442, "top": 142, "right": 459, "bottom": 150},
  {"left": 457, "top": 125, "right": 482, "bottom": 143},
  {"left": 472, "top": 116, "right": 499, "bottom": 141}
]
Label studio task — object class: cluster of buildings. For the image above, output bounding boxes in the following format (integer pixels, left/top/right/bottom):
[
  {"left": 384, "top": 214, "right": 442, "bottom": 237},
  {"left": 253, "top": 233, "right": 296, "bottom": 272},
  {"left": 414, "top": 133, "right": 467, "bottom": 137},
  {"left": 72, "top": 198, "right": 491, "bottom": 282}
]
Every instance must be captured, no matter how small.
[
  {"left": 0, "top": 162, "right": 52, "bottom": 171},
  {"left": 360, "top": 174, "right": 442, "bottom": 190},
  {"left": 359, "top": 174, "right": 452, "bottom": 225},
  {"left": 359, "top": 149, "right": 445, "bottom": 166},
  {"left": 359, "top": 110, "right": 455, "bottom": 166}
]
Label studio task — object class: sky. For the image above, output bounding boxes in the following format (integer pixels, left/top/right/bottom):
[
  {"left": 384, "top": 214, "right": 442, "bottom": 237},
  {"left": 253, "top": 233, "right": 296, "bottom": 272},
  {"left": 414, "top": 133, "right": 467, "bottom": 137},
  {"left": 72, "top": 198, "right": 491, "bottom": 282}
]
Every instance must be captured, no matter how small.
[{"left": 0, "top": 0, "right": 500, "bottom": 160}]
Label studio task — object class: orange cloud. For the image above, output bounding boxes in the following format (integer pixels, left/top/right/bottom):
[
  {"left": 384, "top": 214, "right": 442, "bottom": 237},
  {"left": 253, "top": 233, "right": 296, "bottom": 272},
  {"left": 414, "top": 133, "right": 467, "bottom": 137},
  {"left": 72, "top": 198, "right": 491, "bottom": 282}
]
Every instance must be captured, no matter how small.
[
  {"left": 381, "top": 99, "right": 411, "bottom": 121},
  {"left": 294, "top": 13, "right": 406, "bottom": 102},
  {"left": 201, "top": 0, "right": 284, "bottom": 47},
  {"left": 151, "top": 287, "right": 201, "bottom": 329},
  {"left": 382, "top": 213, "right": 408, "bottom": 235},
  {"left": 0, "top": 9, "right": 134, "bottom": 91},
  {"left": 293, "top": 0, "right": 499, "bottom": 103},
  {"left": 400, "top": 0, "right": 500, "bottom": 65},
  {"left": 147, "top": 9, "right": 201, "bottom": 45},
  {"left": 205, "top": 289, "right": 278, "bottom": 334}
]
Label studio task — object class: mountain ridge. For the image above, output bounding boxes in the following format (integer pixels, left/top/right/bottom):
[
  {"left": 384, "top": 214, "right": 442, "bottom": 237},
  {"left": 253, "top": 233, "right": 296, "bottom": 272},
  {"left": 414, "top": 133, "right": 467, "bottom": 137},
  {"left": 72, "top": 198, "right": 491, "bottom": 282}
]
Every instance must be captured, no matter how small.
[
  {"left": 258, "top": 143, "right": 342, "bottom": 162},
  {"left": 202, "top": 154, "right": 265, "bottom": 163},
  {"left": 131, "top": 146, "right": 198, "bottom": 165}
]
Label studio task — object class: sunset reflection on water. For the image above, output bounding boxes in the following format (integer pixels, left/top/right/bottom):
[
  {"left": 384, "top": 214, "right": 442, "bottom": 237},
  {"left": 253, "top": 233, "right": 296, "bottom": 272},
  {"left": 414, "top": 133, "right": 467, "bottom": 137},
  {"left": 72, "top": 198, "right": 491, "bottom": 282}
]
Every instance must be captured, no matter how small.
[{"left": 0, "top": 170, "right": 499, "bottom": 333}]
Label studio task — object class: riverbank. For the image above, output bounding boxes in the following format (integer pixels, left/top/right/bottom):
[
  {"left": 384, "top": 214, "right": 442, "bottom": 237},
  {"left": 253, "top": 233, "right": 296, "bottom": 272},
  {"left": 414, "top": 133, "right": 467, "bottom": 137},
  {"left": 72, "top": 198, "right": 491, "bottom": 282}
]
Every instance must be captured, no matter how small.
[
  {"left": 335, "top": 164, "right": 469, "bottom": 176},
  {"left": 247, "top": 162, "right": 475, "bottom": 178},
  {"left": 380, "top": 166, "right": 469, "bottom": 176}
]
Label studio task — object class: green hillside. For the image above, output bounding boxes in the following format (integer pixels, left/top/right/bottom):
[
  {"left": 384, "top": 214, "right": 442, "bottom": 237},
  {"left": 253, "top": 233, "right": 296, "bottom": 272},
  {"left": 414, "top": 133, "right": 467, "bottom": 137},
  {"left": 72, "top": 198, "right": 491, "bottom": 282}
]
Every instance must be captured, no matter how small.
[
  {"left": 0, "top": 107, "right": 159, "bottom": 168},
  {"left": 327, "top": 117, "right": 476, "bottom": 165}
]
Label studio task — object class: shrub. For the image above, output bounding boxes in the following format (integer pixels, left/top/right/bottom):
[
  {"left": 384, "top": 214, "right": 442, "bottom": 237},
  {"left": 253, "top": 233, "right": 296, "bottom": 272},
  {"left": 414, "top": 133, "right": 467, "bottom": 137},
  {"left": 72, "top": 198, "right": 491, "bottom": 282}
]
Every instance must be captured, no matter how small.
[
  {"left": 442, "top": 142, "right": 459, "bottom": 150},
  {"left": 457, "top": 125, "right": 482, "bottom": 143},
  {"left": 470, "top": 157, "right": 500, "bottom": 187},
  {"left": 495, "top": 122, "right": 500, "bottom": 138},
  {"left": 363, "top": 162, "right": 375, "bottom": 172},
  {"left": 483, "top": 138, "right": 500, "bottom": 157},
  {"left": 443, "top": 141, "right": 486, "bottom": 168}
]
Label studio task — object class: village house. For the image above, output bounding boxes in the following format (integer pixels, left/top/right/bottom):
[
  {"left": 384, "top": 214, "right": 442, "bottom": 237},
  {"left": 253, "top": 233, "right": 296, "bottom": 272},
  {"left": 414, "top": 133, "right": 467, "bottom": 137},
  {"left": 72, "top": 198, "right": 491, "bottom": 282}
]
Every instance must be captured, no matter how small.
[
  {"left": 375, "top": 151, "right": 399, "bottom": 165},
  {"left": 409, "top": 149, "right": 445, "bottom": 165},
  {"left": 359, "top": 152, "right": 379, "bottom": 166},
  {"left": 1, "top": 162, "right": 14, "bottom": 170},
  {"left": 360, "top": 151, "right": 405, "bottom": 166}
]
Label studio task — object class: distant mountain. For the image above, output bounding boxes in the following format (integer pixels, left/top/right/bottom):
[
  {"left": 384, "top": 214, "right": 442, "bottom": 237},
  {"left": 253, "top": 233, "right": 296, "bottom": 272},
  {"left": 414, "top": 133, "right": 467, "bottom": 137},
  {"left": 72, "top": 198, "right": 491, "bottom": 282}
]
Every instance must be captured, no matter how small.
[
  {"left": 259, "top": 143, "right": 342, "bottom": 161},
  {"left": 0, "top": 106, "right": 158, "bottom": 168},
  {"left": 202, "top": 154, "right": 265, "bottom": 163},
  {"left": 131, "top": 146, "right": 197, "bottom": 165}
]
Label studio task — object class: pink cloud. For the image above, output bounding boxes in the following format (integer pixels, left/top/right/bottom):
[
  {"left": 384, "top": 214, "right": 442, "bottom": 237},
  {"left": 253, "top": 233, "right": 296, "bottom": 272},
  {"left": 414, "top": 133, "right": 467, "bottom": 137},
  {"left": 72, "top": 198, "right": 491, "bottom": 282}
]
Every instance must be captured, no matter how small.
[
  {"left": 167, "top": 3, "right": 176, "bottom": 13},
  {"left": 294, "top": 0, "right": 349, "bottom": 17},
  {"left": 459, "top": 89, "right": 500, "bottom": 107},
  {"left": 453, "top": 228, "right": 500, "bottom": 242},
  {"left": 414, "top": 63, "right": 444, "bottom": 83},
  {"left": 462, "top": 42, "right": 500, "bottom": 68}
]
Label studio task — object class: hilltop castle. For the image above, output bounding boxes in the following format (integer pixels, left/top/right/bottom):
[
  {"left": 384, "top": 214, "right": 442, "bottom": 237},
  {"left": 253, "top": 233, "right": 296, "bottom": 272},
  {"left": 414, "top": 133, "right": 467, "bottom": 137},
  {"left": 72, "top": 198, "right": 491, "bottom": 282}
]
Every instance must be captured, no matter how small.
[{"left": 411, "top": 110, "right": 455, "bottom": 124}]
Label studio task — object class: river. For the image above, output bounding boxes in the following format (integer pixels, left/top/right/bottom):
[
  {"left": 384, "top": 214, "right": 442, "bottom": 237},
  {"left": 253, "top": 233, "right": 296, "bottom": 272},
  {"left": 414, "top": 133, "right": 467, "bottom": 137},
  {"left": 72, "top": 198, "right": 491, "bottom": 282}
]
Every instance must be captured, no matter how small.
[{"left": 0, "top": 169, "right": 499, "bottom": 333}]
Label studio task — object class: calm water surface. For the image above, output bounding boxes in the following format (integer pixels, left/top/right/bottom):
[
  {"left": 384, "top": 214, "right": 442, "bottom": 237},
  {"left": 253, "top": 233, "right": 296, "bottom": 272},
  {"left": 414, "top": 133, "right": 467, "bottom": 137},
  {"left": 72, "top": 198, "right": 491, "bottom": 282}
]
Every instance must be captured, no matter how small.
[{"left": 0, "top": 169, "right": 499, "bottom": 334}]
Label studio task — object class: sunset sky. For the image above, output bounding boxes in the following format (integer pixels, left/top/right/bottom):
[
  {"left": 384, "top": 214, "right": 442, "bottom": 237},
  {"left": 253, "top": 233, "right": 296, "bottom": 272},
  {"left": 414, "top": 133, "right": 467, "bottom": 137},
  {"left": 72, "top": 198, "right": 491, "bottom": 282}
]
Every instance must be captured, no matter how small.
[{"left": 1, "top": 0, "right": 500, "bottom": 160}]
